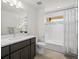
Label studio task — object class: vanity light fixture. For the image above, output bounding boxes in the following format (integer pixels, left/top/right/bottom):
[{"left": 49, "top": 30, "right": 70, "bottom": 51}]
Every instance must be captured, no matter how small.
[{"left": 2, "top": 0, "right": 23, "bottom": 8}]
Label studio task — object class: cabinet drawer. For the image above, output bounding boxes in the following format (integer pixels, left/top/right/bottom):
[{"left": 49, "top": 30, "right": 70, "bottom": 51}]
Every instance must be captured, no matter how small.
[
  {"left": 11, "top": 40, "right": 30, "bottom": 52},
  {"left": 30, "top": 38, "right": 36, "bottom": 43},
  {"left": 1, "top": 46, "right": 9, "bottom": 57}
]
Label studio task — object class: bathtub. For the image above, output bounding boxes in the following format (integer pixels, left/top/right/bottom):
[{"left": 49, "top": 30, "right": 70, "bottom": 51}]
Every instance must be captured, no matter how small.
[{"left": 45, "top": 40, "right": 66, "bottom": 53}]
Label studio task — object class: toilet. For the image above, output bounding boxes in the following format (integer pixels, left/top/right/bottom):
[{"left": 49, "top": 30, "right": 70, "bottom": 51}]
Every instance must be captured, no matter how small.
[{"left": 36, "top": 40, "right": 46, "bottom": 54}]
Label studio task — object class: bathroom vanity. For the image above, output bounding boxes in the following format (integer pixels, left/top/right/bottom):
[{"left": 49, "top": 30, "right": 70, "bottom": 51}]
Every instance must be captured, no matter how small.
[{"left": 1, "top": 35, "right": 36, "bottom": 59}]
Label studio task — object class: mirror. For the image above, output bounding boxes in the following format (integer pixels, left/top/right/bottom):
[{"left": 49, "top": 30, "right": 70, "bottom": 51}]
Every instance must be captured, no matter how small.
[{"left": 1, "top": 1, "right": 28, "bottom": 35}]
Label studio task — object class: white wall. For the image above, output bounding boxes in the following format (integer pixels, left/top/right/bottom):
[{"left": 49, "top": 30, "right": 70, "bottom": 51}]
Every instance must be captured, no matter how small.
[
  {"left": 36, "top": 6, "right": 45, "bottom": 41},
  {"left": 45, "top": 10, "right": 65, "bottom": 46},
  {"left": 24, "top": 5, "right": 38, "bottom": 36}
]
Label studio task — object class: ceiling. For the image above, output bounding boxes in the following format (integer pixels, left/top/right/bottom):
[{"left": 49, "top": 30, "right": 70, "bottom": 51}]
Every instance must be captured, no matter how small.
[
  {"left": 2, "top": 0, "right": 78, "bottom": 13},
  {"left": 21, "top": 0, "right": 78, "bottom": 12}
]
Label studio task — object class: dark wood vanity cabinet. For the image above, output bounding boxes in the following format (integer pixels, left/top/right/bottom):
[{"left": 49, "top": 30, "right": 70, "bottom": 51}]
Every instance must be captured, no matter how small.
[{"left": 1, "top": 37, "right": 36, "bottom": 59}]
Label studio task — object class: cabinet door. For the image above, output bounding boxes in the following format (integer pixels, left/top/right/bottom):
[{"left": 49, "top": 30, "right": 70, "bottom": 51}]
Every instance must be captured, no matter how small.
[
  {"left": 21, "top": 46, "right": 30, "bottom": 59},
  {"left": 1, "top": 46, "right": 9, "bottom": 57},
  {"left": 11, "top": 50, "right": 21, "bottom": 59},
  {"left": 2, "top": 56, "right": 9, "bottom": 59},
  {"left": 31, "top": 43, "right": 36, "bottom": 59}
]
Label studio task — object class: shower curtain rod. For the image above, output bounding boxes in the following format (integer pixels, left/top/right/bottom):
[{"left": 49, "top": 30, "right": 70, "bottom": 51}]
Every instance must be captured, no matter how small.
[{"left": 46, "top": 6, "right": 78, "bottom": 14}]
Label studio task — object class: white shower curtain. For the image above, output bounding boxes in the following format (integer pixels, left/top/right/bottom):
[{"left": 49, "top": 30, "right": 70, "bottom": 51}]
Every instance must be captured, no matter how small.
[{"left": 64, "top": 7, "right": 78, "bottom": 55}]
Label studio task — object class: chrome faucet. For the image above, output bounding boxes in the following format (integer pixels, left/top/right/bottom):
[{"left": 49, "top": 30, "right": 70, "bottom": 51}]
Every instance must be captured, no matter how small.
[
  {"left": 7, "top": 27, "right": 16, "bottom": 37},
  {"left": 8, "top": 27, "right": 15, "bottom": 34}
]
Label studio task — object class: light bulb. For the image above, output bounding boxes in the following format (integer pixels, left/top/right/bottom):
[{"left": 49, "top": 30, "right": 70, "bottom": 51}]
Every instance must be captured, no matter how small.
[
  {"left": 12, "top": 0, "right": 17, "bottom": 5},
  {"left": 16, "top": 1, "right": 23, "bottom": 8},
  {"left": 10, "top": 3, "right": 14, "bottom": 6},
  {"left": 18, "top": 1, "right": 22, "bottom": 8},
  {"left": 57, "top": 6, "right": 60, "bottom": 8},
  {"left": 16, "top": 4, "right": 19, "bottom": 8},
  {"left": 2, "top": 0, "right": 7, "bottom": 3}
]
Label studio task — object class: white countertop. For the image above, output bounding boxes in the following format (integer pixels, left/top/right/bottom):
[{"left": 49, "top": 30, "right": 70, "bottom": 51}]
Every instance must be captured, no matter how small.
[{"left": 1, "top": 34, "right": 36, "bottom": 47}]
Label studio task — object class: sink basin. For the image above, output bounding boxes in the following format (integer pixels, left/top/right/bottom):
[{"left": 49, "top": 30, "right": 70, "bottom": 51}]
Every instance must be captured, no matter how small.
[{"left": 2, "top": 33, "right": 29, "bottom": 40}]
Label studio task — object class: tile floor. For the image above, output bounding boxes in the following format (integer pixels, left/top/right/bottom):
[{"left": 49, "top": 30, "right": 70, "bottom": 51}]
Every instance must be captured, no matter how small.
[{"left": 34, "top": 49, "right": 77, "bottom": 59}]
